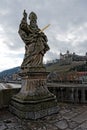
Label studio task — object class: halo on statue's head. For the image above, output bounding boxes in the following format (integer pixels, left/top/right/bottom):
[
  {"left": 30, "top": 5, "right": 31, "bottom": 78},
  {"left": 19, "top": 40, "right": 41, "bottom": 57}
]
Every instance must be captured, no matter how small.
[{"left": 29, "top": 12, "right": 37, "bottom": 21}]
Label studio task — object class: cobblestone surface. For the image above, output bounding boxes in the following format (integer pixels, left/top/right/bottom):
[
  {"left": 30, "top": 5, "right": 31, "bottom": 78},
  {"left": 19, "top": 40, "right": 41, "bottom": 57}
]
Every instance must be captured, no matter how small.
[{"left": 0, "top": 103, "right": 87, "bottom": 130}]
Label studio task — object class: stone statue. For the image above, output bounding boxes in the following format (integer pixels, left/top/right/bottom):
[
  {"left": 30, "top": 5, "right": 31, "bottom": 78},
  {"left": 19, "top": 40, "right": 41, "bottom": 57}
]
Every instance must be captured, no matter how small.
[
  {"left": 10, "top": 10, "right": 58, "bottom": 119},
  {"left": 18, "top": 10, "right": 50, "bottom": 72}
]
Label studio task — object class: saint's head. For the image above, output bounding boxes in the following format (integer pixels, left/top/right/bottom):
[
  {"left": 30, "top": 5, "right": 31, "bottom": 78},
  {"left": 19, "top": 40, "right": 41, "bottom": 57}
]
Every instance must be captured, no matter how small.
[{"left": 29, "top": 12, "right": 38, "bottom": 29}]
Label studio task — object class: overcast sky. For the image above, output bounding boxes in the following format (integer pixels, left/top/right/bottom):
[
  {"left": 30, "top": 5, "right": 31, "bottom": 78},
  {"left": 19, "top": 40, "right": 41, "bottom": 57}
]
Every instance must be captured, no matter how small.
[{"left": 0, "top": 0, "right": 87, "bottom": 72}]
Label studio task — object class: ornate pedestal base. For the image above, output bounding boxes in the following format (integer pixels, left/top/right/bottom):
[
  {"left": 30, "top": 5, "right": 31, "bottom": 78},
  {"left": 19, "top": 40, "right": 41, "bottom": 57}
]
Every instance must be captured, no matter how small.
[{"left": 10, "top": 72, "right": 59, "bottom": 119}]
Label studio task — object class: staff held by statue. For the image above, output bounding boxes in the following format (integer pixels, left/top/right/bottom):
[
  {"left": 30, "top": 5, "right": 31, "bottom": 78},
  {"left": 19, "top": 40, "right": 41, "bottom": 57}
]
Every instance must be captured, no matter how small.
[{"left": 39, "top": 24, "right": 50, "bottom": 33}]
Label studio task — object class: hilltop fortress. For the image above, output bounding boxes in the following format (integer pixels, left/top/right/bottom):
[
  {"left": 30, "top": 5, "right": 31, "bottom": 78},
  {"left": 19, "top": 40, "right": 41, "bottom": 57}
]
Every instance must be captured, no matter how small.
[{"left": 60, "top": 50, "right": 87, "bottom": 65}]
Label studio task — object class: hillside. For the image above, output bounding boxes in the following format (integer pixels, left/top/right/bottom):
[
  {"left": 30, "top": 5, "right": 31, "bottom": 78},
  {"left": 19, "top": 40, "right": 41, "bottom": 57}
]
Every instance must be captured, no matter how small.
[
  {"left": 0, "top": 67, "right": 20, "bottom": 79},
  {"left": 46, "top": 61, "right": 87, "bottom": 72},
  {"left": 0, "top": 61, "right": 86, "bottom": 80}
]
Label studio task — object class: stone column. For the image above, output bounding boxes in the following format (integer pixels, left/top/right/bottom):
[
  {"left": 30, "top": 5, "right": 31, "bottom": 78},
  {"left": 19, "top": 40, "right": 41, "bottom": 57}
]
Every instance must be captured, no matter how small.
[
  {"left": 75, "top": 88, "right": 79, "bottom": 103},
  {"left": 71, "top": 88, "right": 74, "bottom": 103},
  {"left": 81, "top": 88, "right": 85, "bottom": 103}
]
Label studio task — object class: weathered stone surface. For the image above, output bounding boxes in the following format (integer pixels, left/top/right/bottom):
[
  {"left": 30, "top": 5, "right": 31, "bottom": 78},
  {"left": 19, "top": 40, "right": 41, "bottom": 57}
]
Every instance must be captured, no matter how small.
[
  {"left": 78, "top": 121, "right": 87, "bottom": 129},
  {"left": 0, "top": 84, "right": 20, "bottom": 109},
  {"left": 55, "top": 119, "right": 68, "bottom": 129},
  {"left": 45, "top": 124, "right": 58, "bottom": 130},
  {"left": 74, "top": 127, "right": 85, "bottom": 130},
  {"left": 68, "top": 120, "right": 78, "bottom": 129},
  {"left": 10, "top": 96, "right": 59, "bottom": 119},
  {"left": 72, "top": 111, "right": 87, "bottom": 123},
  {"left": 65, "top": 128, "right": 72, "bottom": 130},
  {"left": 0, "top": 122, "right": 7, "bottom": 130},
  {"left": 1, "top": 103, "right": 87, "bottom": 130},
  {"left": 63, "top": 111, "right": 77, "bottom": 120},
  {"left": 10, "top": 71, "right": 59, "bottom": 119}
]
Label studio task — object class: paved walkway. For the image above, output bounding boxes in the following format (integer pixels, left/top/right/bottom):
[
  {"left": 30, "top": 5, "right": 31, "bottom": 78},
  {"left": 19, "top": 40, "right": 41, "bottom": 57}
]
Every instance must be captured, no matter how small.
[{"left": 0, "top": 103, "right": 87, "bottom": 130}]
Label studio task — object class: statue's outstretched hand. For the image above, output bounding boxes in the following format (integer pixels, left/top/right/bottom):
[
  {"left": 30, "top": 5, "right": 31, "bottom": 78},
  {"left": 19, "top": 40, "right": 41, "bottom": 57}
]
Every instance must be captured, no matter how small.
[{"left": 23, "top": 10, "right": 27, "bottom": 19}]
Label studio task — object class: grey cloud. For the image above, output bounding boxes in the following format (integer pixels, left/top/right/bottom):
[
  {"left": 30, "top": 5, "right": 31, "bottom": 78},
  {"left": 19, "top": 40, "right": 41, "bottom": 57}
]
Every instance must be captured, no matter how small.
[
  {"left": 74, "top": 40, "right": 87, "bottom": 54},
  {"left": 45, "top": 51, "right": 59, "bottom": 61}
]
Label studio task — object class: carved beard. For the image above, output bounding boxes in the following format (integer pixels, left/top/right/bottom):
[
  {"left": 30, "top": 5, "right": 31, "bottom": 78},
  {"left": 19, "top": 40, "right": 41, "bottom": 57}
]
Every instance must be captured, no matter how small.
[{"left": 30, "top": 20, "right": 38, "bottom": 31}]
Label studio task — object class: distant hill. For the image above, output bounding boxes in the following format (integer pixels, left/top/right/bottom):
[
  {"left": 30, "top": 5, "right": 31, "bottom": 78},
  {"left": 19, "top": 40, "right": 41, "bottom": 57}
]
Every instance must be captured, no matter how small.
[
  {"left": 0, "top": 60, "right": 86, "bottom": 81},
  {"left": 0, "top": 67, "right": 20, "bottom": 79}
]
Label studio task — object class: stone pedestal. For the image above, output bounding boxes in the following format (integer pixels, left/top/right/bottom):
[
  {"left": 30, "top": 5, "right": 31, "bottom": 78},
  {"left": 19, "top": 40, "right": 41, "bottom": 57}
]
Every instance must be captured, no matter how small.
[{"left": 10, "top": 71, "right": 59, "bottom": 119}]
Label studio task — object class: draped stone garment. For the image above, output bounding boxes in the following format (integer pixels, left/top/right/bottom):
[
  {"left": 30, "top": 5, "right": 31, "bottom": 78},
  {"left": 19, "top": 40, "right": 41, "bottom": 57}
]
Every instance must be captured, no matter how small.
[{"left": 18, "top": 16, "right": 50, "bottom": 70}]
